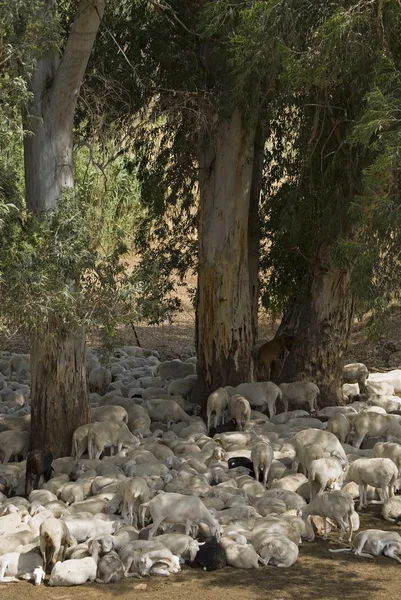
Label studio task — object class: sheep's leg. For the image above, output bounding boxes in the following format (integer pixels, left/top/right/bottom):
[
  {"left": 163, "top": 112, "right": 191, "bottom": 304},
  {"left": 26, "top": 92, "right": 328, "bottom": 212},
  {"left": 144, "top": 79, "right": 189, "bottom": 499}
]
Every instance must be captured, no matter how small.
[
  {"left": 384, "top": 546, "right": 401, "bottom": 563},
  {"left": 353, "top": 432, "right": 365, "bottom": 449},
  {"left": 358, "top": 485, "right": 364, "bottom": 510},
  {"left": 347, "top": 515, "right": 353, "bottom": 543},
  {"left": 148, "top": 516, "right": 164, "bottom": 538},
  {"left": 263, "top": 467, "right": 268, "bottom": 488},
  {"left": 323, "top": 517, "right": 328, "bottom": 540},
  {"left": 363, "top": 484, "right": 368, "bottom": 508},
  {"left": 110, "top": 445, "right": 115, "bottom": 457},
  {"left": 0, "top": 560, "right": 8, "bottom": 580},
  {"left": 185, "top": 520, "right": 192, "bottom": 536},
  {"left": 207, "top": 414, "right": 211, "bottom": 432},
  {"left": 336, "top": 517, "right": 347, "bottom": 543}
]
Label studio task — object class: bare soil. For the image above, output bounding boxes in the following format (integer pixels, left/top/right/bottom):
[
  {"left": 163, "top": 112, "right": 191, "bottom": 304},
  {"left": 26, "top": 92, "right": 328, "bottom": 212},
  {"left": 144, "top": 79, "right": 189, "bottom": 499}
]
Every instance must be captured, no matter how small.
[{"left": 0, "top": 506, "right": 399, "bottom": 600}]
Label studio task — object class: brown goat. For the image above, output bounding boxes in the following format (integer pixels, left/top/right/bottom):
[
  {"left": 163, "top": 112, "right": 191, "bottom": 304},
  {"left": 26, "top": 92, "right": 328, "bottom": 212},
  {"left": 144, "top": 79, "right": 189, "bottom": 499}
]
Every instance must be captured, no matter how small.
[{"left": 257, "top": 335, "right": 293, "bottom": 380}]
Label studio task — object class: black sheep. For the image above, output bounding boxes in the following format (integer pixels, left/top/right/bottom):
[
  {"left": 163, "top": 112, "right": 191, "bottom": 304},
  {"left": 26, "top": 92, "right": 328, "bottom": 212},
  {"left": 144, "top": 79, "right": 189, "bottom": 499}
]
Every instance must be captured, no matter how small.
[
  {"left": 25, "top": 448, "right": 53, "bottom": 496},
  {"left": 190, "top": 536, "right": 227, "bottom": 571}
]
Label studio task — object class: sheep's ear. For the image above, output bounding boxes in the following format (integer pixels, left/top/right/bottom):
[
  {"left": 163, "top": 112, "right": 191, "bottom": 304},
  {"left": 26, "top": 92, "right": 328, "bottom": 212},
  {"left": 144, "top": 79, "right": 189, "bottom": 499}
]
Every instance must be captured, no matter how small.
[{"left": 296, "top": 508, "right": 302, "bottom": 517}]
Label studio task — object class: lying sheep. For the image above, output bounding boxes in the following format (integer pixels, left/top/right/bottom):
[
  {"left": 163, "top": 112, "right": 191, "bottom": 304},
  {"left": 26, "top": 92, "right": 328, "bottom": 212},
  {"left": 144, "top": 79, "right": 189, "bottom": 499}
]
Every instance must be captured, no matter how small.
[
  {"left": 330, "top": 529, "right": 401, "bottom": 562},
  {"left": 96, "top": 551, "right": 125, "bottom": 583},
  {"left": 382, "top": 495, "right": 401, "bottom": 522},
  {"left": 142, "top": 399, "right": 192, "bottom": 426},
  {"left": 343, "top": 363, "right": 369, "bottom": 393},
  {"left": 49, "top": 541, "right": 100, "bottom": 586},
  {"left": 256, "top": 533, "right": 299, "bottom": 568},
  {"left": 0, "top": 430, "right": 30, "bottom": 463},
  {"left": 365, "top": 381, "right": 395, "bottom": 397},
  {"left": 279, "top": 382, "right": 319, "bottom": 414},
  {"left": 127, "top": 405, "right": 152, "bottom": 438},
  {"left": 228, "top": 394, "right": 251, "bottom": 431},
  {"left": 93, "top": 405, "right": 128, "bottom": 424},
  {"left": 207, "top": 388, "right": 230, "bottom": 432},
  {"left": 301, "top": 490, "right": 356, "bottom": 542},
  {"left": 345, "top": 458, "right": 398, "bottom": 509},
  {"left": 0, "top": 552, "right": 44, "bottom": 584},
  {"left": 251, "top": 441, "right": 274, "bottom": 487},
  {"left": 220, "top": 534, "right": 260, "bottom": 568},
  {"left": 167, "top": 375, "right": 197, "bottom": 399},
  {"left": 158, "top": 360, "right": 196, "bottom": 383},
  {"left": 140, "top": 492, "right": 220, "bottom": 538},
  {"left": 154, "top": 533, "right": 199, "bottom": 562}
]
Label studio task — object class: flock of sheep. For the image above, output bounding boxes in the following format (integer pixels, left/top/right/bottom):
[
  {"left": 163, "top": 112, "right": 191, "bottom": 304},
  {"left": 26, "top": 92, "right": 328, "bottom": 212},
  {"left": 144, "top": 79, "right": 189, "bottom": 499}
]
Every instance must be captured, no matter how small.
[{"left": 1, "top": 347, "right": 401, "bottom": 586}]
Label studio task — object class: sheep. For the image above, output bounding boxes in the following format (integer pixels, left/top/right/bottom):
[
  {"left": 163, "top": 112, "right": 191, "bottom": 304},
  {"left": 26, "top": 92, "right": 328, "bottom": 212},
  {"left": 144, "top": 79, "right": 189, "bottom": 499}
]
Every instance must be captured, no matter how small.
[
  {"left": 228, "top": 394, "right": 251, "bottom": 431},
  {"left": 279, "top": 382, "right": 319, "bottom": 414},
  {"left": 9, "top": 354, "right": 30, "bottom": 381},
  {"left": 61, "top": 514, "right": 117, "bottom": 542},
  {"left": 158, "top": 360, "right": 196, "bottom": 383},
  {"left": 153, "top": 534, "right": 199, "bottom": 562},
  {"left": 291, "top": 429, "right": 348, "bottom": 469},
  {"left": 382, "top": 495, "right": 401, "bottom": 522},
  {"left": 142, "top": 399, "right": 192, "bottom": 426},
  {"left": 88, "top": 367, "right": 112, "bottom": 396},
  {"left": 251, "top": 441, "right": 274, "bottom": 487},
  {"left": 168, "top": 375, "right": 197, "bottom": 399},
  {"left": 206, "top": 387, "right": 230, "bottom": 431},
  {"left": 308, "top": 457, "right": 344, "bottom": 499},
  {"left": 25, "top": 448, "right": 53, "bottom": 496},
  {"left": 301, "top": 490, "right": 356, "bottom": 542},
  {"left": 72, "top": 424, "right": 92, "bottom": 459},
  {"left": 365, "top": 380, "right": 395, "bottom": 396},
  {"left": 329, "top": 529, "right": 401, "bottom": 562},
  {"left": 0, "top": 552, "right": 45, "bottom": 584},
  {"left": 226, "top": 382, "right": 282, "bottom": 419},
  {"left": 351, "top": 413, "right": 401, "bottom": 449},
  {"left": 39, "top": 517, "right": 71, "bottom": 572},
  {"left": 140, "top": 492, "right": 220, "bottom": 538},
  {"left": 344, "top": 458, "right": 398, "bottom": 509},
  {"left": 119, "top": 477, "right": 150, "bottom": 526},
  {"left": 220, "top": 534, "right": 260, "bottom": 568},
  {"left": 87, "top": 421, "right": 139, "bottom": 459},
  {"left": 327, "top": 413, "right": 351, "bottom": 444},
  {"left": 367, "top": 395, "right": 401, "bottom": 413},
  {"left": 127, "top": 405, "right": 152, "bottom": 437},
  {"left": 0, "top": 430, "right": 30, "bottom": 463},
  {"left": 343, "top": 363, "right": 369, "bottom": 393},
  {"left": 372, "top": 442, "right": 401, "bottom": 476},
  {"left": 255, "top": 534, "right": 299, "bottom": 568},
  {"left": 96, "top": 551, "right": 125, "bottom": 583},
  {"left": 93, "top": 405, "right": 128, "bottom": 423},
  {"left": 257, "top": 335, "right": 293, "bottom": 380},
  {"left": 369, "top": 370, "right": 401, "bottom": 394},
  {"left": 49, "top": 540, "right": 100, "bottom": 586},
  {"left": 191, "top": 536, "right": 227, "bottom": 571}
]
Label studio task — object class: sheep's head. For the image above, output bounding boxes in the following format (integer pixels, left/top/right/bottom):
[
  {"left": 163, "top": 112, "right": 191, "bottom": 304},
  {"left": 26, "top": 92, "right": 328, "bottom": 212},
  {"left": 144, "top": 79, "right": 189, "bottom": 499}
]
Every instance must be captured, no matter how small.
[{"left": 33, "top": 566, "right": 45, "bottom": 586}]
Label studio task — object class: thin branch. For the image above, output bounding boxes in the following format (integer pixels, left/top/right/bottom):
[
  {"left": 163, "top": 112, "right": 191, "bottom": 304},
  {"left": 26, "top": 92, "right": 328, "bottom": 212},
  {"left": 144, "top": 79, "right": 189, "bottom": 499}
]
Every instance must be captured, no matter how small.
[{"left": 145, "top": 0, "right": 200, "bottom": 37}]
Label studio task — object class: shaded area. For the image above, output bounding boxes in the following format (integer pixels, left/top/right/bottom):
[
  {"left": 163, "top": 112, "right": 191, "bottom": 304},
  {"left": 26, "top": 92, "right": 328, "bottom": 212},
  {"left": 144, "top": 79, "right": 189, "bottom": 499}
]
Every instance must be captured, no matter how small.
[{"left": 1, "top": 505, "right": 400, "bottom": 600}]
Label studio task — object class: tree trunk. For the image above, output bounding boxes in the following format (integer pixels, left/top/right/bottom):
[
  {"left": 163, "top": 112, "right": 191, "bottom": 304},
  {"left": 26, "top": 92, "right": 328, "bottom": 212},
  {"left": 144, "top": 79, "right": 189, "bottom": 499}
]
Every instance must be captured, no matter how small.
[
  {"left": 248, "top": 123, "right": 264, "bottom": 347},
  {"left": 23, "top": 0, "right": 107, "bottom": 457},
  {"left": 279, "top": 246, "right": 354, "bottom": 407},
  {"left": 193, "top": 109, "right": 256, "bottom": 406},
  {"left": 30, "top": 326, "right": 90, "bottom": 458}
]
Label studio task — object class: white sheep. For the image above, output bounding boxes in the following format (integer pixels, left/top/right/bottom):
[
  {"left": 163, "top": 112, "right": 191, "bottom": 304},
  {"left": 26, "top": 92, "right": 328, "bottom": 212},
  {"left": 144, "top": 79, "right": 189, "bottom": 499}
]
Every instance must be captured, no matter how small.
[
  {"left": 220, "top": 534, "right": 260, "bottom": 568},
  {"left": 39, "top": 517, "right": 71, "bottom": 571},
  {"left": 49, "top": 540, "right": 100, "bottom": 586},
  {"left": 301, "top": 490, "right": 356, "bottom": 542},
  {"left": 225, "top": 382, "right": 282, "bottom": 419},
  {"left": 228, "top": 394, "right": 251, "bottom": 431},
  {"left": 206, "top": 387, "right": 230, "bottom": 431},
  {"left": 127, "top": 405, "right": 152, "bottom": 437},
  {"left": 72, "top": 424, "right": 92, "bottom": 459},
  {"left": 351, "top": 413, "right": 401, "bottom": 449},
  {"left": 279, "top": 382, "right": 319, "bottom": 413},
  {"left": 0, "top": 551, "right": 44, "bottom": 584},
  {"left": 372, "top": 442, "right": 401, "bottom": 476},
  {"left": 140, "top": 492, "right": 220, "bottom": 538},
  {"left": 158, "top": 360, "right": 196, "bottom": 383},
  {"left": 87, "top": 421, "right": 139, "bottom": 459},
  {"left": 291, "top": 429, "right": 348, "bottom": 469},
  {"left": 308, "top": 457, "right": 344, "bottom": 499},
  {"left": 167, "top": 375, "right": 197, "bottom": 399},
  {"left": 365, "top": 380, "right": 395, "bottom": 396},
  {"left": 142, "top": 399, "right": 192, "bottom": 426},
  {"left": 329, "top": 529, "right": 401, "bottom": 562},
  {"left": 369, "top": 370, "right": 401, "bottom": 394},
  {"left": 345, "top": 457, "right": 398, "bottom": 509},
  {"left": 343, "top": 363, "right": 369, "bottom": 393},
  {"left": 9, "top": 354, "right": 30, "bottom": 381},
  {"left": 256, "top": 534, "right": 299, "bottom": 568},
  {"left": 93, "top": 405, "right": 128, "bottom": 423},
  {"left": 382, "top": 495, "right": 401, "bottom": 522},
  {"left": 0, "top": 430, "right": 30, "bottom": 463},
  {"left": 327, "top": 413, "right": 351, "bottom": 444},
  {"left": 153, "top": 533, "right": 199, "bottom": 562},
  {"left": 251, "top": 440, "right": 274, "bottom": 487}
]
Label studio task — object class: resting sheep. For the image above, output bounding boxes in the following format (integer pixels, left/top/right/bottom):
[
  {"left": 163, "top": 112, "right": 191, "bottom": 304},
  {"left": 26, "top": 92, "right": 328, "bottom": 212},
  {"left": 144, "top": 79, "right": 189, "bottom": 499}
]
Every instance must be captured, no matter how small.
[
  {"left": 0, "top": 552, "right": 44, "bottom": 584},
  {"left": 330, "top": 529, "right": 401, "bottom": 562},
  {"left": 351, "top": 413, "right": 401, "bottom": 449}
]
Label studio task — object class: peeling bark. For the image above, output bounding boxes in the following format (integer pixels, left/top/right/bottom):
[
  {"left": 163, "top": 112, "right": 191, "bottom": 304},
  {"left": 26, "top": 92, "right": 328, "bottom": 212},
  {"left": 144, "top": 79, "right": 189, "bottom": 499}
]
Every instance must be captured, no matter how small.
[
  {"left": 23, "top": 0, "right": 107, "bottom": 456},
  {"left": 193, "top": 109, "right": 256, "bottom": 406},
  {"left": 279, "top": 246, "right": 354, "bottom": 407}
]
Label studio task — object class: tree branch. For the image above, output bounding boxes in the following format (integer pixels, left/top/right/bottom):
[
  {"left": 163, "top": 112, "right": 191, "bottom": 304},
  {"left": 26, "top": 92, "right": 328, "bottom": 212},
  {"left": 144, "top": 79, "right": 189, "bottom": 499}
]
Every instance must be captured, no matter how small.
[{"left": 50, "top": 0, "right": 108, "bottom": 127}]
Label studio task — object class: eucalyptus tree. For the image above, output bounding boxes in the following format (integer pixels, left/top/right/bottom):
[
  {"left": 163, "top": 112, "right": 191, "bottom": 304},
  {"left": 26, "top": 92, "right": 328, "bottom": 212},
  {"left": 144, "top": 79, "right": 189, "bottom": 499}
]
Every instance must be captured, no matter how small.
[{"left": 21, "top": 0, "right": 108, "bottom": 457}]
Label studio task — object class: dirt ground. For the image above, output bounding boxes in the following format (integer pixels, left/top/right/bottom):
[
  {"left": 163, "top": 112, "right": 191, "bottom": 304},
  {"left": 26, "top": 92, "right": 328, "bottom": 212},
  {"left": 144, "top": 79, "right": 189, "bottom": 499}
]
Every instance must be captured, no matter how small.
[{"left": 0, "top": 506, "right": 400, "bottom": 600}]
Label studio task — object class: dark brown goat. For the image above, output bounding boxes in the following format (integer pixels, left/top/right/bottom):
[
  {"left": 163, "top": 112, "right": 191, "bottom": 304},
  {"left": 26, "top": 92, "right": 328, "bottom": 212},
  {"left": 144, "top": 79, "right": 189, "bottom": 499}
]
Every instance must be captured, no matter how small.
[
  {"left": 257, "top": 335, "right": 293, "bottom": 380},
  {"left": 25, "top": 448, "right": 53, "bottom": 496}
]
